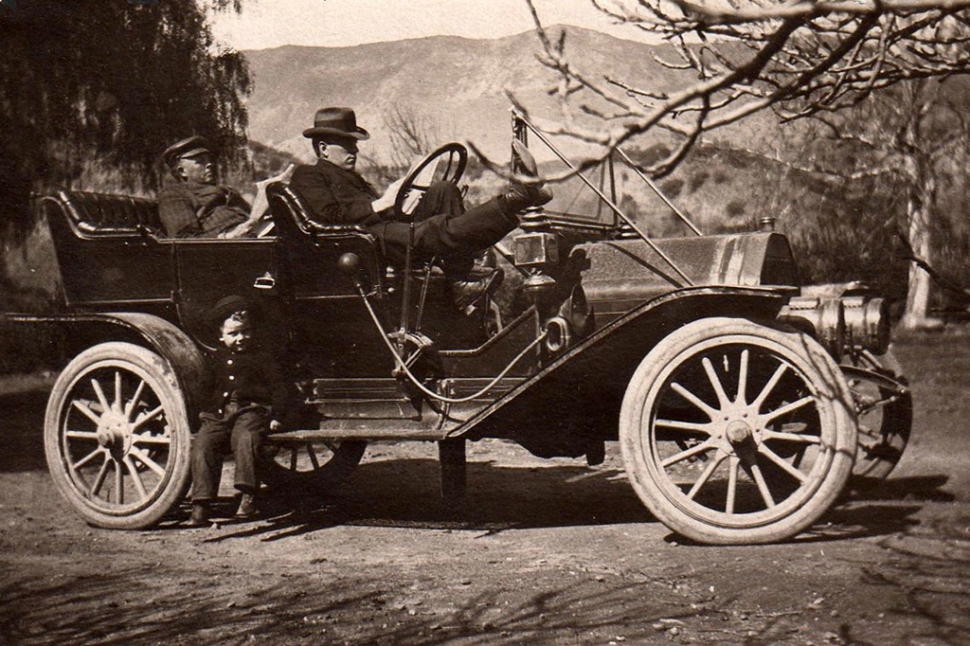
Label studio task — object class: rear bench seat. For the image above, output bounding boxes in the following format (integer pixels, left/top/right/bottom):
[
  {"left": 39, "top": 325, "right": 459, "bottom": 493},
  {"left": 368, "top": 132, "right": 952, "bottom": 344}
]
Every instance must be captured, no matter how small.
[{"left": 42, "top": 188, "right": 163, "bottom": 237}]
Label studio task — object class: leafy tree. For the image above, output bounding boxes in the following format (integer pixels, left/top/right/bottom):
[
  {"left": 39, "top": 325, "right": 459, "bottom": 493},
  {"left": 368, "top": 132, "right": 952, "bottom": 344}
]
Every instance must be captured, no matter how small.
[{"left": 0, "top": 0, "right": 251, "bottom": 239}]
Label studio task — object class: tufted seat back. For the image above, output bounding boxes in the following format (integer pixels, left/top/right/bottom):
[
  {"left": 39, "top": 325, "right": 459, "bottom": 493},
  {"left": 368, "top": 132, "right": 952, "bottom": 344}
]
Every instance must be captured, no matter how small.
[
  {"left": 45, "top": 189, "right": 163, "bottom": 236},
  {"left": 265, "top": 182, "right": 372, "bottom": 237}
]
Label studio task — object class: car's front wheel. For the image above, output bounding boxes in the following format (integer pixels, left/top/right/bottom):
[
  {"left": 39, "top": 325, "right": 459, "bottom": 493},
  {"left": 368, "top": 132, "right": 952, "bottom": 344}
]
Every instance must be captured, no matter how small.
[
  {"left": 619, "top": 318, "right": 856, "bottom": 545},
  {"left": 44, "top": 342, "right": 192, "bottom": 529}
]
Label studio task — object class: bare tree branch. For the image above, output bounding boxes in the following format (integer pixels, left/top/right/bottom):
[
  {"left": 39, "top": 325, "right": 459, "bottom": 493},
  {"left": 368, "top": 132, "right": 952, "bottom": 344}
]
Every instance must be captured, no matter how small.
[{"left": 505, "top": 0, "right": 970, "bottom": 181}]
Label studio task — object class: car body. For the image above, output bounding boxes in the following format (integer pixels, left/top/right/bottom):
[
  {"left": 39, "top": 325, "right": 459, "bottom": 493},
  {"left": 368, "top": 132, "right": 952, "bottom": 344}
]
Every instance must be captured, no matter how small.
[{"left": 0, "top": 115, "right": 910, "bottom": 544}]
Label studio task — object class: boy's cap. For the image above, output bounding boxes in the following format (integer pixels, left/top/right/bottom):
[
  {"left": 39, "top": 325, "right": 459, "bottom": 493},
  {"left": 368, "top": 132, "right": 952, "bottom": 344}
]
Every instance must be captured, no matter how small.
[{"left": 207, "top": 295, "right": 252, "bottom": 325}]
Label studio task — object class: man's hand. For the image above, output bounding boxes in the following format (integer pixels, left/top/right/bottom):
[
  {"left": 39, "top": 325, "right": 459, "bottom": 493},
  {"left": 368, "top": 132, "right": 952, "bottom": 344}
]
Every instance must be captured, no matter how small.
[
  {"left": 269, "top": 419, "right": 282, "bottom": 432},
  {"left": 221, "top": 164, "right": 296, "bottom": 239},
  {"left": 371, "top": 175, "right": 407, "bottom": 214}
]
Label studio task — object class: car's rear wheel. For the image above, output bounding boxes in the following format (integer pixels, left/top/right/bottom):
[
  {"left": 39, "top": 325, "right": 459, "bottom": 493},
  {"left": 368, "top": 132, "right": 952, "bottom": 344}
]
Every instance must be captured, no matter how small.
[
  {"left": 843, "top": 348, "right": 912, "bottom": 483},
  {"left": 619, "top": 318, "right": 856, "bottom": 545},
  {"left": 260, "top": 438, "right": 366, "bottom": 491},
  {"left": 44, "top": 342, "right": 191, "bottom": 529}
]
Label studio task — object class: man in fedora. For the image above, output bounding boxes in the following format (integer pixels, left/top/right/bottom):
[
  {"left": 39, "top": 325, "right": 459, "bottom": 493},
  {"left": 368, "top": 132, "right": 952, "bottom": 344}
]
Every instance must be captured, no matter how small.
[
  {"left": 289, "top": 107, "right": 551, "bottom": 282},
  {"left": 158, "top": 136, "right": 292, "bottom": 238}
]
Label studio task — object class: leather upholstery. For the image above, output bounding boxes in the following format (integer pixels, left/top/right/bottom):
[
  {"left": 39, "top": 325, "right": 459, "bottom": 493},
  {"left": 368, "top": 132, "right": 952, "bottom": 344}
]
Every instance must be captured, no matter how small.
[
  {"left": 265, "top": 182, "right": 371, "bottom": 237},
  {"left": 47, "top": 189, "right": 163, "bottom": 236}
]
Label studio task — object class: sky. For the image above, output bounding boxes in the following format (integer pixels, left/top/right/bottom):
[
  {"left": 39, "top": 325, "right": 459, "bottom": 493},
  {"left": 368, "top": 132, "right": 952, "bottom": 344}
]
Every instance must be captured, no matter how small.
[{"left": 209, "top": 0, "right": 641, "bottom": 50}]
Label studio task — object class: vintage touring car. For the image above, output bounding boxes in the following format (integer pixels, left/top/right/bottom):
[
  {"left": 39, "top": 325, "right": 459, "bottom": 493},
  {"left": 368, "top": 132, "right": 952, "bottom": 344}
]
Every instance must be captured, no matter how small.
[{"left": 2, "top": 112, "right": 911, "bottom": 545}]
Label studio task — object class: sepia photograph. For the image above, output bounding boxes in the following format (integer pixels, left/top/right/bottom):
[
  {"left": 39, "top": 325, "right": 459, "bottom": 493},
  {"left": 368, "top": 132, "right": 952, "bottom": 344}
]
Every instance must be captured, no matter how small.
[{"left": 1, "top": 0, "right": 969, "bottom": 643}]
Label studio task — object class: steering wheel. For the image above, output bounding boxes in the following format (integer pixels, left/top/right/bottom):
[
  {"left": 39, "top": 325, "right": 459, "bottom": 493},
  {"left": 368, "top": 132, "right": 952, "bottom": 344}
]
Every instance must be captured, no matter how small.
[{"left": 393, "top": 142, "right": 467, "bottom": 220}]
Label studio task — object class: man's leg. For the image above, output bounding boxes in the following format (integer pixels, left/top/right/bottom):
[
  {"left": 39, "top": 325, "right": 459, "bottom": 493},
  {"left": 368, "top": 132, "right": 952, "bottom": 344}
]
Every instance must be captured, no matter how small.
[
  {"left": 411, "top": 181, "right": 465, "bottom": 222},
  {"left": 377, "top": 197, "right": 517, "bottom": 259}
]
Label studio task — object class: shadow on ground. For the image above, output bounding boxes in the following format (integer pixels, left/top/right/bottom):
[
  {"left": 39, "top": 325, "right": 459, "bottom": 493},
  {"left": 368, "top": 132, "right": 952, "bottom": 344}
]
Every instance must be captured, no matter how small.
[{"left": 0, "top": 388, "right": 49, "bottom": 473}]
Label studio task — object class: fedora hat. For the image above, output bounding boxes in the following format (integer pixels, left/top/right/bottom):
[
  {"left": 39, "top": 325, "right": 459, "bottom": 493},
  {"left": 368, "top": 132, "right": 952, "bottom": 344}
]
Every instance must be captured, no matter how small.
[
  {"left": 302, "top": 107, "right": 370, "bottom": 140},
  {"left": 163, "top": 136, "right": 211, "bottom": 169}
]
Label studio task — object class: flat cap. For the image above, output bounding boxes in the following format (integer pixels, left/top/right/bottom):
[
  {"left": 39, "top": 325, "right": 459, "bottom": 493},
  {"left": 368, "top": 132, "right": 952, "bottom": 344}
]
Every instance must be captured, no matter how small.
[{"left": 163, "top": 136, "right": 211, "bottom": 169}]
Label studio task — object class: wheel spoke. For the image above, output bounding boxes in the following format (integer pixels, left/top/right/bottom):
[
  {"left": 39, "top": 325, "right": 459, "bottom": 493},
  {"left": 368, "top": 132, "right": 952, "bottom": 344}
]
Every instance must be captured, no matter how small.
[
  {"left": 72, "top": 446, "right": 104, "bottom": 470},
  {"left": 737, "top": 349, "right": 750, "bottom": 405},
  {"left": 671, "top": 382, "right": 716, "bottom": 418},
  {"left": 686, "top": 451, "right": 728, "bottom": 500},
  {"left": 306, "top": 444, "right": 321, "bottom": 471},
  {"left": 763, "top": 429, "right": 821, "bottom": 444},
  {"left": 114, "top": 371, "right": 123, "bottom": 412},
  {"left": 857, "top": 425, "right": 883, "bottom": 441},
  {"left": 129, "top": 446, "right": 167, "bottom": 477},
  {"left": 702, "top": 357, "right": 731, "bottom": 408},
  {"left": 124, "top": 456, "right": 148, "bottom": 500},
  {"left": 857, "top": 395, "right": 899, "bottom": 416},
  {"left": 131, "top": 406, "right": 164, "bottom": 432},
  {"left": 131, "top": 432, "right": 171, "bottom": 446},
  {"left": 90, "top": 458, "right": 110, "bottom": 497},
  {"left": 91, "top": 377, "right": 110, "bottom": 413},
  {"left": 72, "top": 400, "right": 102, "bottom": 425},
  {"left": 751, "top": 362, "right": 788, "bottom": 410},
  {"left": 758, "top": 444, "right": 809, "bottom": 483},
  {"left": 114, "top": 459, "right": 124, "bottom": 504},
  {"left": 289, "top": 447, "right": 298, "bottom": 472},
  {"left": 655, "top": 418, "right": 713, "bottom": 435},
  {"left": 763, "top": 395, "right": 815, "bottom": 424},
  {"left": 725, "top": 455, "right": 739, "bottom": 514},
  {"left": 746, "top": 461, "right": 776, "bottom": 508},
  {"left": 65, "top": 429, "right": 100, "bottom": 441},
  {"left": 662, "top": 438, "right": 718, "bottom": 467},
  {"left": 125, "top": 379, "right": 147, "bottom": 418}
]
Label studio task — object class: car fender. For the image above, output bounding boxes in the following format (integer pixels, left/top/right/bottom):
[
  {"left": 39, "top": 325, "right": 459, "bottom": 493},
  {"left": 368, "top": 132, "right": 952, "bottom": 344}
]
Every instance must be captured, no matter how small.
[
  {"left": 457, "top": 285, "right": 790, "bottom": 444},
  {"left": 3, "top": 311, "right": 208, "bottom": 420}
]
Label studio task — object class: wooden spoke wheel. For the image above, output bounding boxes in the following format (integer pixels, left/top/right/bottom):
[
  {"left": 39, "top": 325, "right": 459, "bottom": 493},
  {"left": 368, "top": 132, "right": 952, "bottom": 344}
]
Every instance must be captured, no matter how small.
[
  {"left": 842, "top": 348, "right": 912, "bottom": 483},
  {"left": 620, "top": 318, "right": 856, "bottom": 545},
  {"left": 44, "top": 343, "right": 191, "bottom": 529},
  {"left": 260, "top": 438, "right": 366, "bottom": 491}
]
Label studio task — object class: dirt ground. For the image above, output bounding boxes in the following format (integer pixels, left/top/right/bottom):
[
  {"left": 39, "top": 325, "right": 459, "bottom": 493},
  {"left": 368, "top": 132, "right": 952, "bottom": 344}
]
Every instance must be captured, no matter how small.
[{"left": 2, "top": 331, "right": 970, "bottom": 646}]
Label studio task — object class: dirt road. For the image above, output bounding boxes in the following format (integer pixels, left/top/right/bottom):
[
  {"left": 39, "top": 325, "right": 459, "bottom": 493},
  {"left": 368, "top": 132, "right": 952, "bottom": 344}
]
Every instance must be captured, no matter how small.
[{"left": 2, "top": 332, "right": 969, "bottom": 645}]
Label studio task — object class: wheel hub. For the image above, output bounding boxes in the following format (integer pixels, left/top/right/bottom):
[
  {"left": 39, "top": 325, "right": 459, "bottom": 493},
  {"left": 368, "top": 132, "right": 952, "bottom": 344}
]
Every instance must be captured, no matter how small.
[
  {"left": 725, "top": 420, "right": 752, "bottom": 444},
  {"left": 96, "top": 412, "right": 133, "bottom": 454}
]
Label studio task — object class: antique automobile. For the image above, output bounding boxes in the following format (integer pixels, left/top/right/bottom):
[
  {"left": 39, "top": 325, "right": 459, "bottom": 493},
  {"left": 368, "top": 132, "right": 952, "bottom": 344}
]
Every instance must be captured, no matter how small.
[{"left": 2, "top": 111, "right": 910, "bottom": 545}]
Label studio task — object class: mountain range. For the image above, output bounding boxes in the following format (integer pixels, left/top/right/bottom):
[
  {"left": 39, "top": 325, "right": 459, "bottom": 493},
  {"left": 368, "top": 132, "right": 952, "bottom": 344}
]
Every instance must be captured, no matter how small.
[{"left": 242, "top": 25, "right": 703, "bottom": 165}]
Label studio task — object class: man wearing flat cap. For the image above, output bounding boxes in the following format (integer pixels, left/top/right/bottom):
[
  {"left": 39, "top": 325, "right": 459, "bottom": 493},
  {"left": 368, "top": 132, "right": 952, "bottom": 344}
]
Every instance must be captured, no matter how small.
[
  {"left": 158, "top": 136, "right": 291, "bottom": 239},
  {"left": 289, "top": 107, "right": 551, "bottom": 277}
]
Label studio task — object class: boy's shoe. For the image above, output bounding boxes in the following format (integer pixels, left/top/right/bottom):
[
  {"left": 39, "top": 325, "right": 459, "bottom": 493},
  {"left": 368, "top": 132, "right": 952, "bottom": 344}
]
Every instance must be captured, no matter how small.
[
  {"left": 235, "top": 493, "right": 259, "bottom": 519},
  {"left": 185, "top": 502, "right": 211, "bottom": 527}
]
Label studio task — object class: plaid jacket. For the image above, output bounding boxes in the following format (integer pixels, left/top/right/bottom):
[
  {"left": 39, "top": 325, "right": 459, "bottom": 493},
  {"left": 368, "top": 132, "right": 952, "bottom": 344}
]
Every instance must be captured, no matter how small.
[{"left": 158, "top": 181, "right": 250, "bottom": 237}]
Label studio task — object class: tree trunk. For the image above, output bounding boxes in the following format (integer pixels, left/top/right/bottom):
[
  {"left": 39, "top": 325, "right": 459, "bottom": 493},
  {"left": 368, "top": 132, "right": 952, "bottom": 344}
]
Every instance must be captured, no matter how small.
[{"left": 898, "top": 179, "right": 939, "bottom": 329}]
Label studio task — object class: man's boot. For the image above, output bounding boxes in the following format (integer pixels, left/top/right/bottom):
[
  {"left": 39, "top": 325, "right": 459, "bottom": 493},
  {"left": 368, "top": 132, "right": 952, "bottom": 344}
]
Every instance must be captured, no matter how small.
[{"left": 500, "top": 139, "right": 553, "bottom": 213}]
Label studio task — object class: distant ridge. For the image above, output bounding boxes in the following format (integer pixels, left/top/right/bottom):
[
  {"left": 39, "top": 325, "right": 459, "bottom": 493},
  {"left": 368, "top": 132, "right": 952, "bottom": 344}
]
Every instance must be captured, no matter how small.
[{"left": 242, "top": 26, "right": 685, "bottom": 164}]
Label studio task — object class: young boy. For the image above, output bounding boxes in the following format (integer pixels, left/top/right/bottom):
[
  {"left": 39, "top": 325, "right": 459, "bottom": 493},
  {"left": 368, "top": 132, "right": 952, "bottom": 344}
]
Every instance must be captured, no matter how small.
[{"left": 186, "top": 295, "right": 291, "bottom": 526}]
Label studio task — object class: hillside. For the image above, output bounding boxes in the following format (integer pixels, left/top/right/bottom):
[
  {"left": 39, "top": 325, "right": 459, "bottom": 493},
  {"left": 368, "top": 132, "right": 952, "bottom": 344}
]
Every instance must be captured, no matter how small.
[{"left": 242, "top": 26, "right": 720, "bottom": 165}]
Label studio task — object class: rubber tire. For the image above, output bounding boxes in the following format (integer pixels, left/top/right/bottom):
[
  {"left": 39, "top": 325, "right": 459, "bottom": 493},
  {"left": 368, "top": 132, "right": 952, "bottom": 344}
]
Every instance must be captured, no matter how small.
[
  {"left": 619, "top": 317, "right": 857, "bottom": 545},
  {"left": 44, "top": 342, "right": 192, "bottom": 529}
]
